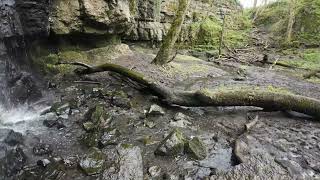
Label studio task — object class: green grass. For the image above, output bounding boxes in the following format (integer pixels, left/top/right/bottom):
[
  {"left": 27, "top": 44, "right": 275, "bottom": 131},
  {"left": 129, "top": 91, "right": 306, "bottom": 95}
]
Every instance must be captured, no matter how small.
[{"left": 281, "top": 49, "right": 320, "bottom": 70}]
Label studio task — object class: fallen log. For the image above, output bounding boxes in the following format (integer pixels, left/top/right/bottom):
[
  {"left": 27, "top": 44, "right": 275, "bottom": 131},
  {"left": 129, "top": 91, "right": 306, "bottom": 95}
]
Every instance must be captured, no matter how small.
[{"left": 60, "top": 62, "right": 320, "bottom": 118}]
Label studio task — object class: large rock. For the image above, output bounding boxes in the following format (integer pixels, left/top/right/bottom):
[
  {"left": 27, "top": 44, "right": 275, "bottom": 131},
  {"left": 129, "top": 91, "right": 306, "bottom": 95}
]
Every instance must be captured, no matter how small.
[
  {"left": 185, "top": 137, "right": 207, "bottom": 160},
  {"left": 4, "top": 130, "right": 24, "bottom": 146},
  {"left": 155, "top": 129, "right": 187, "bottom": 156},
  {"left": 0, "top": 147, "right": 27, "bottom": 177},
  {"left": 51, "top": 0, "right": 133, "bottom": 35},
  {"left": 102, "top": 145, "right": 143, "bottom": 180},
  {"left": 79, "top": 147, "right": 105, "bottom": 175}
]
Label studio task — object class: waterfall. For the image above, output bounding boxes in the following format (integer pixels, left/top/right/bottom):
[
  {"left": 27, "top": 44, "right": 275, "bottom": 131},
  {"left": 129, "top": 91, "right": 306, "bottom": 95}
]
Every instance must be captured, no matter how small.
[{"left": 0, "top": 0, "right": 48, "bottom": 134}]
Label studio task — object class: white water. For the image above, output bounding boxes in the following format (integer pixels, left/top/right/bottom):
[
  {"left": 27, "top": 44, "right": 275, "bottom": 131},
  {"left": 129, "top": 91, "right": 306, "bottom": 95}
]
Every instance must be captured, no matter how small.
[{"left": 0, "top": 104, "right": 48, "bottom": 134}]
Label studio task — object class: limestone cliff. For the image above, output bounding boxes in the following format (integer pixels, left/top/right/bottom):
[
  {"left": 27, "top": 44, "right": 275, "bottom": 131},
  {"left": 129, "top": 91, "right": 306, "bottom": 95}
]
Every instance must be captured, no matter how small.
[{"left": 50, "top": 0, "right": 241, "bottom": 42}]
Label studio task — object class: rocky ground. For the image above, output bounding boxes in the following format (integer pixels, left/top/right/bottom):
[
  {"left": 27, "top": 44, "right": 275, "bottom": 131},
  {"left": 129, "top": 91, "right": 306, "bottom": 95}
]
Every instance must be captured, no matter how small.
[{"left": 1, "top": 43, "right": 320, "bottom": 180}]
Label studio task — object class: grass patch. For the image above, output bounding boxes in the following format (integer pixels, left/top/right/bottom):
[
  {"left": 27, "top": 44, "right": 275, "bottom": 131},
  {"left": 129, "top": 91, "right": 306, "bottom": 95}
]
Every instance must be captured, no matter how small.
[{"left": 281, "top": 49, "right": 320, "bottom": 70}]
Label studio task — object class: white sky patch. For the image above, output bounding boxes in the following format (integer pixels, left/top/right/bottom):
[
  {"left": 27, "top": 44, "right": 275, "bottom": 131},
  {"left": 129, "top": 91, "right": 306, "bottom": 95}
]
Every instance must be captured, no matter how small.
[{"left": 239, "top": 0, "right": 277, "bottom": 8}]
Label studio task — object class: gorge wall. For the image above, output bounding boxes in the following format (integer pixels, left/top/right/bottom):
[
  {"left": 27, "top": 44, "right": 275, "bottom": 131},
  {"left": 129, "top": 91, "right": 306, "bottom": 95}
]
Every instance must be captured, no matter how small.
[
  {"left": 0, "top": 0, "right": 49, "bottom": 105},
  {"left": 50, "top": 0, "right": 242, "bottom": 42}
]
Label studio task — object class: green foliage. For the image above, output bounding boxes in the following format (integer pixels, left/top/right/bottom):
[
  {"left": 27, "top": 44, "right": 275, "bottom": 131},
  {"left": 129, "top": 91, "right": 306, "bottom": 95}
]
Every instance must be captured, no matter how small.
[
  {"left": 254, "top": 0, "right": 320, "bottom": 46},
  {"left": 281, "top": 49, "right": 320, "bottom": 70},
  {"left": 189, "top": 11, "right": 252, "bottom": 51}
]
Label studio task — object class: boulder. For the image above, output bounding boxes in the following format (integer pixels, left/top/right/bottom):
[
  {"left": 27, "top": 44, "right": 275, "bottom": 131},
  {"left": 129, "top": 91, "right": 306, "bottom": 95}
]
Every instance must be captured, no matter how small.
[
  {"left": 4, "top": 130, "right": 24, "bottom": 146},
  {"left": 148, "top": 166, "right": 162, "bottom": 178},
  {"left": 148, "top": 104, "right": 165, "bottom": 116},
  {"left": 0, "top": 147, "right": 27, "bottom": 177},
  {"left": 155, "top": 129, "right": 187, "bottom": 156},
  {"left": 80, "top": 132, "right": 102, "bottom": 148},
  {"left": 102, "top": 145, "right": 143, "bottom": 180},
  {"left": 185, "top": 137, "right": 207, "bottom": 160},
  {"left": 33, "top": 143, "right": 53, "bottom": 156},
  {"left": 79, "top": 147, "right": 105, "bottom": 175}
]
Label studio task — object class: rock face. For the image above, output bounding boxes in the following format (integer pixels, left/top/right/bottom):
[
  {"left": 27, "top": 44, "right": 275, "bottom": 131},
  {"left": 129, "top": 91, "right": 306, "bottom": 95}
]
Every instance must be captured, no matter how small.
[
  {"left": 50, "top": 0, "right": 241, "bottom": 41},
  {"left": 0, "top": 0, "right": 49, "bottom": 105}
]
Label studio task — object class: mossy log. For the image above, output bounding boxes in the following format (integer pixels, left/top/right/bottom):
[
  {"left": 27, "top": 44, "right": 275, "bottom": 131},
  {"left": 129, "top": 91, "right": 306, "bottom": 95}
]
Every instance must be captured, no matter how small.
[{"left": 73, "top": 63, "right": 320, "bottom": 118}]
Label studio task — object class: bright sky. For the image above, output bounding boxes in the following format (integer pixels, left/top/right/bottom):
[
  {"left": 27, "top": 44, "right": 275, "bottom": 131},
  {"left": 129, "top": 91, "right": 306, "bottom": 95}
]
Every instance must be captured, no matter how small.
[{"left": 239, "top": 0, "right": 276, "bottom": 8}]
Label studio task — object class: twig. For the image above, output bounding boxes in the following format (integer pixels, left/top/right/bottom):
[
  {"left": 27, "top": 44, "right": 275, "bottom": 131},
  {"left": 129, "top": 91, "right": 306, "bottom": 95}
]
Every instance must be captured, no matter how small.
[{"left": 269, "top": 58, "right": 279, "bottom": 70}]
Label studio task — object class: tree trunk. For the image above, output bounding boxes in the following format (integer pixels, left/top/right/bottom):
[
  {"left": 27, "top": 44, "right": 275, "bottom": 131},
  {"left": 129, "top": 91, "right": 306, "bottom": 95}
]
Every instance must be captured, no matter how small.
[
  {"left": 218, "top": 10, "right": 226, "bottom": 57},
  {"left": 152, "top": 0, "right": 190, "bottom": 65},
  {"left": 286, "top": 0, "right": 296, "bottom": 43},
  {"left": 71, "top": 62, "right": 320, "bottom": 118}
]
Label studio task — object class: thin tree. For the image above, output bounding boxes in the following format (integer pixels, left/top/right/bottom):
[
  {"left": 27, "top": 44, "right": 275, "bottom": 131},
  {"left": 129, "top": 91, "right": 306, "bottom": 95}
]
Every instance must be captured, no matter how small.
[
  {"left": 286, "top": 0, "right": 297, "bottom": 43},
  {"left": 152, "top": 0, "right": 191, "bottom": 65}
]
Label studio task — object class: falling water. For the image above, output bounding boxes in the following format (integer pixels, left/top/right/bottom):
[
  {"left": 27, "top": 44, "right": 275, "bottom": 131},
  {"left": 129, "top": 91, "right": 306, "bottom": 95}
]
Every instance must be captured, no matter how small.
[{"left": 0, "top": 0, "right": 46, "bottom": 134}]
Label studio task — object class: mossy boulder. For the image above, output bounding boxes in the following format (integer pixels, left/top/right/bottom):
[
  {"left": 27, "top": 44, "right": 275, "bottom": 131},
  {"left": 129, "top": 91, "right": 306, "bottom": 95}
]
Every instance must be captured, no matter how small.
[
  {"left": 85, "top": 105, "right": 109, "bottom": 125},
  {"left": 185, "top": 137, "right": 207, "bottom": 160},
  {"left": 80, "top": 132, "right": 102, "bottom": 148},
  {"left": 83, "top": 122, "right": 95, "bottom": 132},
  {"left": 155, "top": 129, "right": 187, "bottom": 156},
  {"left": 79, "top": 147, "right": 105, "bottom": 175}
]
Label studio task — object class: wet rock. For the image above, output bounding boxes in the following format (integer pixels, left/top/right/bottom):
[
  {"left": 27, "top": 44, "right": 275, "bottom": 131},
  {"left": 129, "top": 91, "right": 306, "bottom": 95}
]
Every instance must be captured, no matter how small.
[
  {"left": 102, "top": 145, "right": 143, "bottom": 180},
  {"left": 148, "top": 104, "right": 165, "bottom": 116},
  {"left": 50, "top": 102, "right": 70, "bottom": 116},
  {"left": 99, "top": 130, "right": 120, "bottom": 147},
  {"left": 79, "top": 147, "right": 105, "bottom": 175},
  {"left": 48, "top": 82, "right": 57, "bottom": 89},
  {"left": 63, "top": 156, "right": 78, "bottom": 168},
  {"left": 37, "top": 159, "right": 51, "bottom": 167},
  {"left": 43, "top": 119, "right": 57, "bottom": 128},
  {"left": 155, "top": 129, "right": 187, "bottom": 156},
  {"left": 41, "top": 160, "right": 66, "bottom": 179},
  {"left": 112, "top": 91, "right": 132, "bottom": 109},
  {"left": 169, "top": 119, "right": 192, "bottom": 128},
  {"left": 148, "top": 166, "right": 162, "bottom": 178},
  {"left": 43, "top": 117, "right": 66, "bottom": 129},
  {"left": 8, "top": 72, "right": 42, "bottom": 104},
  {"left": 0, "top": 147, "right": 27, "bottom": 177},
  {"left": 138, "top": 136, "right": 157, "bottom": 146},
  {"left": 80, "top": 132, "right": 102, "bottom": 148},
  {"left": 186, "top": 137, "right": 207, "bottom": 160},
  {"left": 173, "top": 112, "right": 191, "bottom": 121},
  {"left": 56, "top": 118, "right": 66, "bottom": 129},
  {"left": 144, "top": 120, "right": 156, "bottom": 128},
  {"left": 86, "top": 105, "right": 108, "bottom": 124},
  {"left": 4, "top": 130, "right": 24, "bottom": 146},
  {"left": 33, "top": 143, "right": 53, "bottom": 156},
  {"left": 83, "top": 122, "right": 95, "bottom": 132}
]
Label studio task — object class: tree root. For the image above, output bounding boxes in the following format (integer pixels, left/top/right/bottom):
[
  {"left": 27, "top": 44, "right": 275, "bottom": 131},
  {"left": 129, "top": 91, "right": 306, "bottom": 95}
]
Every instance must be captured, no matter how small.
[{"left": 60, "top": 62, "right": 320, "bottom": 118}]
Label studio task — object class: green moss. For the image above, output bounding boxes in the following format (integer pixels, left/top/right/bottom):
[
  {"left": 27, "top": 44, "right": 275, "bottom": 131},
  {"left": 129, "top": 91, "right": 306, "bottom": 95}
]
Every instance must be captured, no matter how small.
[
  {"left": 189, "top": 11, "right": 252, "bottom": 51},
  {"left": 281, "top": 49, "right": 320, "bottom": 70},
  {"left": 254, "top": 0, "right": 320, "bottom": 46},
  {"left": 129, "top": 0, "right": 137, "bottom": 15}
]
